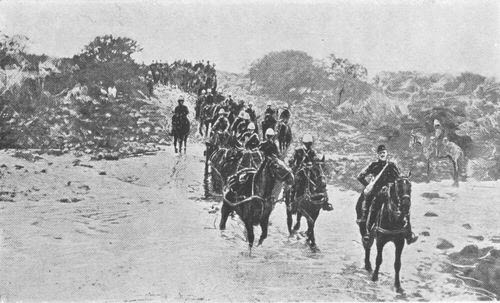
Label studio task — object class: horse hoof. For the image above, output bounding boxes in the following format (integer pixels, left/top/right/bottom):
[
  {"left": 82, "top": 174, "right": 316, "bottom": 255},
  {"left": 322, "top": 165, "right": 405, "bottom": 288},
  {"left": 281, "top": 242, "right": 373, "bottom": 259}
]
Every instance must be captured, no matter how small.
[
  {"left": 372, "top": 274, "right": 378, "bottom": 282},
  {"left": 365, "top": 264, "right": 373, "bottom": 273},
  {"left": 395, "top": 286, "right": 405, "bottom": 294}
]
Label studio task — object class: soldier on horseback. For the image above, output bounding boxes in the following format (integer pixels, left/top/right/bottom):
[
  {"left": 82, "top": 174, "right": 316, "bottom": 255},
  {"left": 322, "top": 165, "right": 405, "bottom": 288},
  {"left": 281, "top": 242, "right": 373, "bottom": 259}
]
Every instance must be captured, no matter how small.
[
  {"left": 239, "top": 122, "right": 260, "bottom": 150},
  {"left": 433, "top": 119, "right": 447, "bottom": 157},
  {"left": 265, "top": 102, "right": 276, "bottom": 117},
  {"left": 262, "top": 110, "right": 277, "bottom": 138},
  {"left": 260, "top": 128, "right": 279, "bottom": 158},
  {"left": 211, "top": 108, "right": 230, "bottom": 134},
  {"left": 174, "top": 97, "right": 189, "bottom": 117},
  {"left": 288, "top": 134, "right": 333, "bottom": 211},
  {"left": 357, "top": 145, "right": 418, "bottom": 245},
  {"left": 195, "top": 90, "right": 206, "bottom": 120},
  {"left": 279, "top": 104, "right": 291, "bottom": 124}
]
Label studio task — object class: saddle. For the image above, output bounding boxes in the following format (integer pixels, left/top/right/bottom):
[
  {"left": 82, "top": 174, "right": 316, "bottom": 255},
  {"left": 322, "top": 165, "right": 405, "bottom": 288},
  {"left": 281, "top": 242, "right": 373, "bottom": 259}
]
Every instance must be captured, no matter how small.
[{"left": 227, "top": 168, "right": 257, "bottom": 197}]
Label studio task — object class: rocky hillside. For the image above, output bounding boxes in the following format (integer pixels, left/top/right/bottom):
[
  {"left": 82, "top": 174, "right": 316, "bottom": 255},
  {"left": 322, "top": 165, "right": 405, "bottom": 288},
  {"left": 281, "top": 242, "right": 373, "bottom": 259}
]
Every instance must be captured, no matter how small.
[{"left": 217, "top": 70, "right": 500, "bottom": 185}]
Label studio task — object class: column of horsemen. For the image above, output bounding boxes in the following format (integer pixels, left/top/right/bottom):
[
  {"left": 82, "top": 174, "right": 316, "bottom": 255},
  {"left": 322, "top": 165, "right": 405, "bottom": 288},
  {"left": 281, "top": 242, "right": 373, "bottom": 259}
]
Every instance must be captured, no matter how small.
[
  {"left": 172, "top": 88, "right": 420, "bottom": 289},
  {"left": 173, "top": 88, "right": 418, "bottom": 245}
]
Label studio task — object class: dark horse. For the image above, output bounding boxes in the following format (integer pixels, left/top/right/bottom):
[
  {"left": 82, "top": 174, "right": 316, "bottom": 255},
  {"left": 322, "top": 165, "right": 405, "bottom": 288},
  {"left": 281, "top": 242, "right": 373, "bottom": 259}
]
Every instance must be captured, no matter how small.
[
  {"left": 276, "top": 121, "right": 292, "bottom": 156},
  {"left": 199, "top": 104, "right": 217, "bottom": 137},
  {"left": 171, "top": 114, "right": 190, "bottom": 153},
  {"left": 220, "top": 155, "right": 294, "bottom": 255},
  {"left": 284, "top": 159, "right": 328, "bottom": 251},
  {"left": 359, "top": 175, "right": 413, "bottom": 293}
]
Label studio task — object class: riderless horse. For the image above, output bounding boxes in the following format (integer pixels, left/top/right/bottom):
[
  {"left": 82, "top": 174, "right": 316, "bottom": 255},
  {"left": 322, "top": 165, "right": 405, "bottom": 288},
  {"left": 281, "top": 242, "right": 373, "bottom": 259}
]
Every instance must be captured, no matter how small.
[
  {"left": 284, "top": 158, "right": 328, "bottom": 251},
  {"left": 220, "top": 155, "right": 294, "bottom": 255},
  {"left": 409, "top": 129, "right": 465, "bottom": 186},
  {"left": 171, "top": 114, "right": 190, "bottom": 153},
  {"left": 360, "top": 175, "right": 413, "bottom": 293}
]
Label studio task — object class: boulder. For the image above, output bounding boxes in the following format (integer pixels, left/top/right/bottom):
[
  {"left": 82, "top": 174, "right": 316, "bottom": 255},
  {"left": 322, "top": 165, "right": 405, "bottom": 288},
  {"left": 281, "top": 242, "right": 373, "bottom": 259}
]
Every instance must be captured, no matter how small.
[
  {"left": 421, "top": 192, "right": 441, "bottom": 199},
  {"left": 424, "top": 211, "right": 439, "bottom": 217},
  {"left": 437, "top": 238, "right": 454, "bottom": 249},
  {"left": 462, "top": 223, "right": 472, "bottom": 230}
]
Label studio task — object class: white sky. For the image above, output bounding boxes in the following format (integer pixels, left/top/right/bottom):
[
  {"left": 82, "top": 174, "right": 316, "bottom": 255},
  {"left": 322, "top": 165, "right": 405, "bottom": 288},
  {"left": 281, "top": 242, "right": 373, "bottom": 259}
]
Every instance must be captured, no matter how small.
[{"left": 1, "top": 0, "right": 499, "bottom": 78}]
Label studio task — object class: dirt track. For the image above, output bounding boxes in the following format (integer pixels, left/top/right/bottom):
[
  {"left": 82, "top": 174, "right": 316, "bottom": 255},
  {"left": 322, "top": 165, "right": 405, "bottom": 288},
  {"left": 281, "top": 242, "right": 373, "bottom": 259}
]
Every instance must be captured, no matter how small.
[{"left": 0, "top": 144, "right": 498, "bottom": 301}]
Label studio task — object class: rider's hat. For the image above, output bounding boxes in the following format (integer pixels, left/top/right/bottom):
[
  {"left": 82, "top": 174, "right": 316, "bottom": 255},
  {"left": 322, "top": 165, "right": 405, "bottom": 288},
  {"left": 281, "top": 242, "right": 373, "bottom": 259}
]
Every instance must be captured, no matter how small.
[
  {"left": 377, "top": 144, "right": 387, "bottom": 153},
  {"left": 283, "top": 104, "right": 289, "bottom": 109},
  {"left": 238, "top": 111, "right": 246, "bottom": 119},
  {"left": 265, "top": 128, "right": 275, "bottom": 136},
  {"left": 302, "top": 133, "right": 313, "bottom": 143},
  {"left": 433, "top": 119, "right": 441, "bottom": 127},
  {"left": 243, "top": 112, "right": 250, "bottom": 120},
  {"left": 201, "top": 89, "right": 206, "bottom": 94},
  {"left": 266, "top": 101, "right": 272, "bottom": 107},
  {"left": 247, "top": 122, "right": 256, "bottom": 130},
  {"left": 178, "top": 97, "right": 184, "bottom": 102},
  {"left": 218, "top": 108, "right": 227, "bottom": 115}
]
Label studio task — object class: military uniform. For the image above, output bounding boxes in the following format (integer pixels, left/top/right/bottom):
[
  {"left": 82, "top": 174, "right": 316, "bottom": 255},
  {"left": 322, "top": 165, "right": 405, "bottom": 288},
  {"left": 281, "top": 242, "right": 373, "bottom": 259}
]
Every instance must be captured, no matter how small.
[
  {"left": 259, "top": 140, "right": 279, "bottom": 157},
  {"left": 212, "top": 116, "right": 230, "bottom": 133},
  {"left": 240, "top": 132, "right": 260, "bottom": 150}
]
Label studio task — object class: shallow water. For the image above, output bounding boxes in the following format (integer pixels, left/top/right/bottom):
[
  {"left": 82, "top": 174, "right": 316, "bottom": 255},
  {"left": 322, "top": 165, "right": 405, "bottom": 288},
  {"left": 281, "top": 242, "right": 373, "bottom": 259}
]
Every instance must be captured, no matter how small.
[{"left": 0, "top": 145, "right": 498, "bottom": 301}]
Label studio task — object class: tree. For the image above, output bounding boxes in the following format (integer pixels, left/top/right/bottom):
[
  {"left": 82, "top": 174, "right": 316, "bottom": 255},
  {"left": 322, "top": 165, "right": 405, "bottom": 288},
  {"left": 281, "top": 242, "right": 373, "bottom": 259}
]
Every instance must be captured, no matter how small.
[
  {"left": 248, "top": 50, "right": 329, "bottom": 98},
  {"left": 327, "top": 54, "right": 367, "bottom": 105},
  {"left": 0, "top": 32, "right": 29, "bottom": 70},
  {"left": 76, "top": 34, "right": 142, "bottom": 66}
]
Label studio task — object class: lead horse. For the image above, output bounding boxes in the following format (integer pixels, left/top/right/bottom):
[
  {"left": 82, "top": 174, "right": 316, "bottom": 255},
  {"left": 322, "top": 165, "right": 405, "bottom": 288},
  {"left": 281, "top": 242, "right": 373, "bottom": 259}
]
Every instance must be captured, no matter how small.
[
  {"left": 171, "top": 114, "right": 190, "bottom": 153},
  {"left": 360, "top": 175, "right": 413, "bottom": 293},
  {"left": 221, "top": 155, "right": 294, "bottom": 255},
  {"left": 284, "top": 160, "right": 328, "bottom": 251}
]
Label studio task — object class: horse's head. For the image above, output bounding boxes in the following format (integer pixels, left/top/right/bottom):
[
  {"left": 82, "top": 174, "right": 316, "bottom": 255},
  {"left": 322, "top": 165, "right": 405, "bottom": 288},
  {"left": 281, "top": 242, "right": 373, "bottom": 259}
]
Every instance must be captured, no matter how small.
[
  {"left": 386, "top": 174, "right": 412, "bottom": 223},
  {"left": 267, "top": 155, "right": 294, "bottom": 186}
]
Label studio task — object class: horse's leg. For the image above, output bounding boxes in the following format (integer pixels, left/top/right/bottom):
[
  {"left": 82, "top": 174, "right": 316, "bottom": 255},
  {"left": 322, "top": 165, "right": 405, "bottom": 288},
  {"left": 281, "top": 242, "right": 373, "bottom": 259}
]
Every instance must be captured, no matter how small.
[
  {"left": 257, "top": 214, "right": 269, "bottom": 246},
  {"left": 364, "top": 236, "right": 373, "bottom": 272},
  {"left": 426, "top": 159, "right": 431, "bottom": 183},
  {"left": 173, "top": 135, "right": 178, "bottom": 153},
  {"left": 451, "top": 156, "right": 459, "bottom": 187},
  {"left": 307, "top": 209, "right": 320, "bottom": 250},
  {"left": 244, "top": 219, "right": 255, "bottom": 256},
  {"left": 284, "top": 190, "right": 294, "bottom": 235},
  {"left": 219, "top": 202, "right": 231, "bottom": 230},
  {"left": 293, "top": 212, "right": 301, "bottom": 232},
  {"left": 394, "top": 238, "right": 405, "bottom": 293},
  {"left": 372, "top": 236, "right": 386, "bottom": 282},
  {"left": 183, "top": 136, "right": 187, "bottom": 153}
]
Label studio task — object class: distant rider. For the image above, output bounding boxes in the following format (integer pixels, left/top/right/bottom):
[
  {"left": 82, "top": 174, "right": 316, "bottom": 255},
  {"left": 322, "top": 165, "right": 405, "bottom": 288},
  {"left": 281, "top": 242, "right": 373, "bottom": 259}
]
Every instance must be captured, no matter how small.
[{"left": 259, "top": 128, "right": 279, "bottom": 158}]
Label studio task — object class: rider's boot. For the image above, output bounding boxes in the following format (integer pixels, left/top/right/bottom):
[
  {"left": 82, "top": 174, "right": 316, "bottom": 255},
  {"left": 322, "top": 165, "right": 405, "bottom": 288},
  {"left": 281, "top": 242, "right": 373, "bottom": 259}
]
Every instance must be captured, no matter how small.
[
  {"left": 321, "top": 199, "right": 333, "bottom": 211},
  {"left": 363, "top": 200, "right": 375, "bottom": 244},
  {"left": 405, "top": 217, "right": 419, "bottom": 245}
]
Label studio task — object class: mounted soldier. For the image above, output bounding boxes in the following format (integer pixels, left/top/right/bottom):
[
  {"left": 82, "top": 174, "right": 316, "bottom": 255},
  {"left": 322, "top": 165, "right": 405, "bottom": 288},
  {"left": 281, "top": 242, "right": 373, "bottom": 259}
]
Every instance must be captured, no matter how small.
[
  {"left": 433, "top": 119, "right": 447, "bottom": 157},
  {"left": 173, "top": 97, "right": 189, "bottom": 118},
  {"left": 357, "top": 145, "right": 418, "bottom": 245},
  {"left": 211, "top": 108, "right": 230, "bottom": 135},
  {"left": 259, "top": 128, "right": 279, "bottom": 158},
  {"left": 288, "top": 134, "right": 333, "bottom": 211},
  {"left": 279, "top": 104, "right": 291, "bottom": 124},
  {"left": 195, "top": 89, "right": 206, "bottom": 121},
  {"left": 265, "top": 102, "right": 276, "bottom": 117},
  {"left": 261, "top": 110, "right": 277, "bottom": 138},
  {"left": 239, "top": 122, "right": 260, "bottom": 150}
]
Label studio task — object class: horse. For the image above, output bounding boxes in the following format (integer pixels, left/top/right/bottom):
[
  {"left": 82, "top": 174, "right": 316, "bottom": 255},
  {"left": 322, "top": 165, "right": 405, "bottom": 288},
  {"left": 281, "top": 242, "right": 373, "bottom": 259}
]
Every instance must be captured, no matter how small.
[
  {"left": 261, "top": 116, "right": 277, "bottom": 138},
  {"left": 360, "top": 175, "right": 413, "bottom": 293},
  {"left": 409, "top": 129, "right": 465, "bottom": 186},
  {"left": 220, "top": 155, "right": 294, "bottom": 255},
  {"left": 284, "top": 159, "right": 328, "bottom": 250},
  {"left": 199, "top": 103, "right": 217, "bottom": 137},
  {"left": 171, "top": 114, "right": 190, "bottom": 153},
  {"left": 276, "top": 120, "right": 292, "bottom": 155}
]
